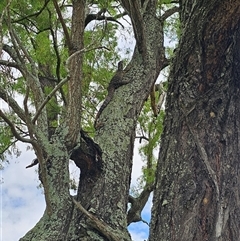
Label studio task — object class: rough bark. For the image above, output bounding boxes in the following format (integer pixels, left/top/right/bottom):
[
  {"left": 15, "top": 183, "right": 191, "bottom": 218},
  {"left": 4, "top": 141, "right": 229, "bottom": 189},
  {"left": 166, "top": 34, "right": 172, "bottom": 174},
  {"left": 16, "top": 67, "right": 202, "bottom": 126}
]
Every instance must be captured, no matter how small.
[
  {"left": 19, "top": 1, "right": 85, "bottom": 240},
  {"left": 150, "top": 1, "right": 240, "bottom": 240},
  {"left": 65, "top": 0, "right": 85, "bottom": 148},
  {"left": 65, "top": 1, "right": 167, "bottom": 240}
]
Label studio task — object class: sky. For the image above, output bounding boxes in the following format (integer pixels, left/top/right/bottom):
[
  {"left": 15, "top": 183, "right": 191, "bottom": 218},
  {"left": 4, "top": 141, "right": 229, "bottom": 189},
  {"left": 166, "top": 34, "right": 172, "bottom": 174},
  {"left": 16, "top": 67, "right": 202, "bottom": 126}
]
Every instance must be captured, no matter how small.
[{"left": 1, "top": 141, "right": 152, "bottom": 241}]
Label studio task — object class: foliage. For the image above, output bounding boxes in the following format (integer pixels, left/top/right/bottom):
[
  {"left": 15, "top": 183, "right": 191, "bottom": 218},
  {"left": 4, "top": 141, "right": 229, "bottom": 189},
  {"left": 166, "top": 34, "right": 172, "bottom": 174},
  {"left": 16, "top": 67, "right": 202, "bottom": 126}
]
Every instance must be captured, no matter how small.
[{"left": 0, "top": 0, "right": 126, "bottom": 148}]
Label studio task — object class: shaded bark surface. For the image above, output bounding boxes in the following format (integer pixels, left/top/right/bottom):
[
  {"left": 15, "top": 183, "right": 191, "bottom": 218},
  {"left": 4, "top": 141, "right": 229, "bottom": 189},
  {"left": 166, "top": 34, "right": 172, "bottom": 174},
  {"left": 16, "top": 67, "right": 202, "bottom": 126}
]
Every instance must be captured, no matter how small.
[{"left": 150, "top": 1, "right": 240, "bottom": 241}]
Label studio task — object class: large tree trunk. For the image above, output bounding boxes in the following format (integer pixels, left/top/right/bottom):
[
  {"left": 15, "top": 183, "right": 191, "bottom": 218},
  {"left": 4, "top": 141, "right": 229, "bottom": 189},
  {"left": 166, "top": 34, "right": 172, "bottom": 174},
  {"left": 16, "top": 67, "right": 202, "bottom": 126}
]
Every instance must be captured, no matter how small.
[
  {"left": 65, "top": 2, "right": 166, "bottom": 240},
  {"left": 150, "top": 1, "right": 240, "bottom": 240}
]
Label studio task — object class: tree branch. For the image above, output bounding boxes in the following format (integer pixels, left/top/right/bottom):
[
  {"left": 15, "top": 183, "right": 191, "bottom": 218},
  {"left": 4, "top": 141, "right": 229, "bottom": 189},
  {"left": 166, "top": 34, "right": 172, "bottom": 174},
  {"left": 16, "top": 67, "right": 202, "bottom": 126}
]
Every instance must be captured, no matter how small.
[
  {"left": 120, "top": 1, "right": 146, "bottom": 54},
  {"left": 66, "top": 45, "right": 110, "bottom": 71},
  {"left": 0, "top": 109, "right": 33, "bottom": 143},
  {"left": 85, "top": 8, "right": 126, "bottom": 29},
  {"left": 48, "top": 15, "right": 67, "bottom": 106},
  {"left": 33, "top": 44, "right": 109, "bottom": 124},
  {"left": 7, "top": 9, "right": 36, "bottom": 74},
  {"left": 161, "top": 6, "right": 179, "bottom": 21},
  {"left": 6, "top": 8, "right": 48, "bottom": 132},
  {"left": 120, "top": 0, "right": 131, "bottom": 13},
  {"left": 0, "top": 59, "right": 21, "bottom": 69},
  {"left": 0, "top": 86, "right": 26, "bottom": 123},
  {"left": 12, "top": 0, "right": 50, "bottom": 24},
  {"left": 2, "top": 44, "right": 23, "bottom": 68},
  {"left": 127, "top": 183, "right": 154, "bottom": 225},
  {"left": 136, "top": 135, "right": 149, "bottom": 142},
  {"left": 52, "top": 0, "right": 71, "bottom": 50},
  {"left": 72, "top": 198, "right": 127, "bottom": 241},
  {"left": 23, "top": 86, "right": 35, "bottom": 138},
  {"left": 0, "top": 1, "right": 11, "bottom": 54},
  {"left": 32, "top": 75, "right": 70, "bottom": 124}
]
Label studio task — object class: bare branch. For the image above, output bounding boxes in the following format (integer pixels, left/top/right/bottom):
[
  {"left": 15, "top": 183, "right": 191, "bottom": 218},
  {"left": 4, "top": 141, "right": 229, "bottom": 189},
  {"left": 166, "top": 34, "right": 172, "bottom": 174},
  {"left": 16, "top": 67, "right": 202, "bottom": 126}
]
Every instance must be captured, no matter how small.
[
  {"left": 136, "top": 135, "right": 149, "bottom": 142},
  {"left": 0, "top": 59, "right": 21, "bottom": 69},
  {"left": 12, "top": 0, "right": 50, "bottom": 24},
  {"left": 161, "top": 6, "right": 179, "bottom": 21},
  {"left": 72, "top": 198, "right": 126, "bottom": 241},
  {"left": 85, "top": 8, "right": 126, "bottom": 29},
  {"left": 0, "top": 109, "right": 32, "bottom": 143},
  {"left": 23, "top": 86, "right": 35, "bottom": 138},
  {"left": 2, "top": 44, "right": 22, "bottom": 67},
  {"left": 120, "top": 1, "right": 146, "bottom": 54},
  {"left": 66, "top": 45, "right": 110, "bottom": 71},
  {"left": 48, "top": 17, "right": 68, "bottom": 106},
  {"left": 26, "top": 158, "right": 38, "bottom": 168},
  {"left": 52, "top": 0, "right": 71, "bottom": 50},
  {"left": 0, "top": 86, "right": 26, "bottom": 123},
  {"left": 32, "top": 75, "right": 70, "bottom": 124}
]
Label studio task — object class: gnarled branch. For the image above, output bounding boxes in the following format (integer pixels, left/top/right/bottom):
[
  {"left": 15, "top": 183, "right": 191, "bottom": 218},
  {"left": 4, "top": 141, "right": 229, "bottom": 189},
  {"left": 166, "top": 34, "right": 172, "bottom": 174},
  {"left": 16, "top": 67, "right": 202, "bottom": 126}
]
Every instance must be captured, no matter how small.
[{"left": 127, "top": 183, "right": 154, "bottom": 225}]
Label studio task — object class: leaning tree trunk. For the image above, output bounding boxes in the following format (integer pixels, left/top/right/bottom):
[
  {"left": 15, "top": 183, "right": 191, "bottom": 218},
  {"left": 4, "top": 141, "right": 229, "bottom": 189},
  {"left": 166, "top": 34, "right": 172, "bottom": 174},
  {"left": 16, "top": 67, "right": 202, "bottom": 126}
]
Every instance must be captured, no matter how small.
[
  {"left": 150, "top": 1, "right": 240, "bottom": 241},
  {"left": 65, "top": 2, "right": 167, "bottom": 241}
]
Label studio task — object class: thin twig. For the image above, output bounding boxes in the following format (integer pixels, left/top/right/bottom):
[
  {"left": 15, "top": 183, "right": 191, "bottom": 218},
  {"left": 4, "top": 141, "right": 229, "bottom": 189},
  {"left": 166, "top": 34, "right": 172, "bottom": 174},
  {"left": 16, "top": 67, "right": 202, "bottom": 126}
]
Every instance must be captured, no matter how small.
[
  {"left": 0, "top": 109, "right": 32, "bottom": 143},
  {"left": 32, "top": 75, "right": 70, "bottom": 124}
]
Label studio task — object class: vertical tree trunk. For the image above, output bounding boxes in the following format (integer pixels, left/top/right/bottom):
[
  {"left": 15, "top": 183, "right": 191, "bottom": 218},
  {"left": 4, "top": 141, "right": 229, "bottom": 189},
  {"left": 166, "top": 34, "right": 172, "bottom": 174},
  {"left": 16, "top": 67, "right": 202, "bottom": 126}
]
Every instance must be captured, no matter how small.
[
  {"left": 150, "top": 1, "right": 240, "bottom": 240},
  {"left": 19, "top": 1, "right": 85, "bottom": 240},
  {"left": 65, "top": 2, "right": 167, "bottom": 240}
]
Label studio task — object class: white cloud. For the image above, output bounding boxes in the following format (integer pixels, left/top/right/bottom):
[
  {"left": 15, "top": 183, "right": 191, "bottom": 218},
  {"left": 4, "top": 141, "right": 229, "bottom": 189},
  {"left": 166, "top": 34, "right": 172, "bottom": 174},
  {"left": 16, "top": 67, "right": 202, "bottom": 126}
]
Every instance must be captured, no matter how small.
[
  {"left": 129, "top": 222, "right": 149, "bottom": 241},
  {"left": 1, "top": 147, "right": 45, "bottom": 241}
]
